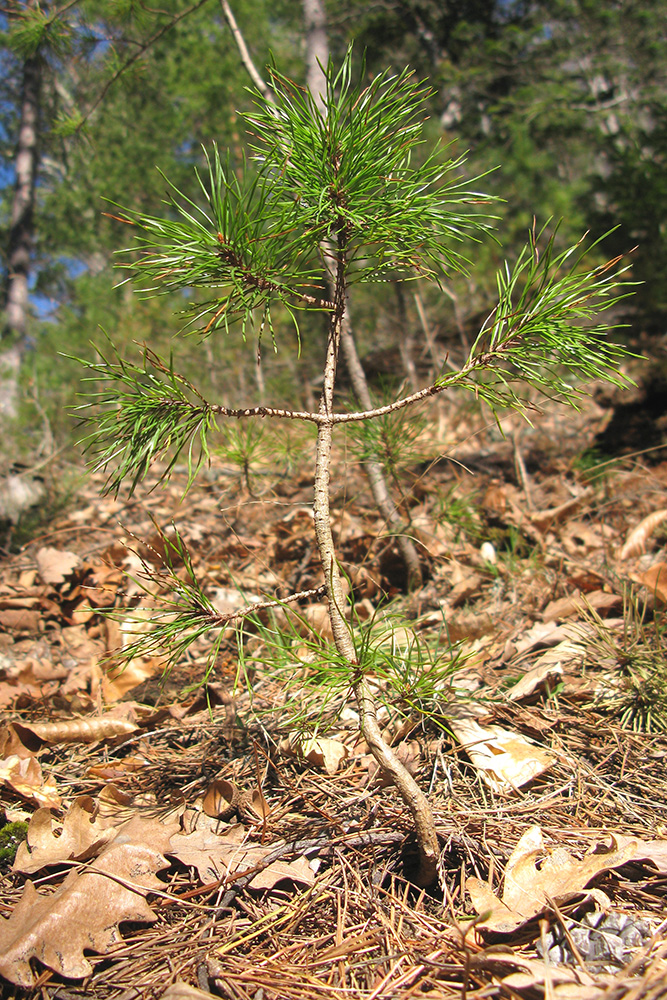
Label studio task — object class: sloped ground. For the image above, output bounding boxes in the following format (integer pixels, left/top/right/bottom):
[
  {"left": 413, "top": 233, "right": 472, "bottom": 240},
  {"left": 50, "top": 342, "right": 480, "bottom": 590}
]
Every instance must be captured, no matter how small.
[{"left": 1, "top": 390, "right": 667, "bottom": 1000}]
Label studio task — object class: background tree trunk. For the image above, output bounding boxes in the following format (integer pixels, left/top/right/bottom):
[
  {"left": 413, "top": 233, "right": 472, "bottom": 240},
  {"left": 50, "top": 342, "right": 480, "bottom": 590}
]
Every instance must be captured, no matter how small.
[
  {"left": 302, "top": 0, "right": 329, "bottom": 109},
  {"left": 1, "top": 37, "right": 42, "bottom": 419}
]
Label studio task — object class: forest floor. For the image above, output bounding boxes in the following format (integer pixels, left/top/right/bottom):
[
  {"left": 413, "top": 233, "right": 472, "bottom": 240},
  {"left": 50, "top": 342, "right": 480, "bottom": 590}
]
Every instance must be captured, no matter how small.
[{"left": 1, "top": 385, "right": 667, "bottom": 1000}]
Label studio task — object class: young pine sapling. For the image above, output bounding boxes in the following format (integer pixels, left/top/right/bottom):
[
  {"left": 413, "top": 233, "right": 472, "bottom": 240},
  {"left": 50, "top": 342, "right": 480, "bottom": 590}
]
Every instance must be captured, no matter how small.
[{"left": 79, "top": 52, "right": 633, "bottom": 887}]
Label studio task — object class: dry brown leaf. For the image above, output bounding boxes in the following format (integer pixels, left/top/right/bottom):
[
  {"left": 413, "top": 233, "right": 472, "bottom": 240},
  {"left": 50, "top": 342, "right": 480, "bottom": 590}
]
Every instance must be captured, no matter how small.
[
  {"left": 506, "top": 658, "right": 566, "bottom": 702},
  {"left": 410, "top": 510, "right": 455, "bottom": 558},
  {"left": 468, "top": 826, "right": 641, "bottom": 934},
  {"left": 209, "top": 586, "right": 252, "bottom": 615},
  {"left": 634, "top": 562, "right": 667, "bottom": 604},
  {"left": 96, "top": 782, "right": 135, "bottom": 815},
  {"left": 0, "top": 754, "right": 60, "bottom": 808},
  {"left": 610, "top": 834, "right": 667, "bottom": 873},
  {"left": 507, "top": 641, "right": 585, "bottom": 701},
  {"left": 512, "top": 620, "right": 568, "bottom": 655},
  {"left": 364, "top": 740, "right": 422, "bottom": 786},
  {"left": 528, "top": 490, "right": 594, "bottom": 533},
  {"left": 447, "top": 718, "right": 555, "bottom": 794},
  {"left": 15, "top": 797, "right": 180, "bottom": 876},
  {"left": 107, "top": 811, "right": 181, "bottom": 856},
  {"left": 87, "top": 756, "right": 148, "bottom": 781},
  {"left": 35, "top": 546, "right": 81, "bottom": 585},
  {"left": 13, "top": 797, "right": 114, "bottom": 873},
  {"left": 169, "top": 824, "right": 314, "bottom": 890},
  {"left": 283, "top": 732, "right": 349, "bottom": 774},
  {"left": 0, "top": 608, "right": 42, "bottom": 633},
  {"left": 14, "top": 716, "right": 138, "bottom": 745},
  {"left": 449, "top": 567, "right": 484, "bottom": 607},
  {"left": 100, "top": 605, "right": 166, "bottom": 700},
  {"left": 248, "top": 854, "right": 315, "bottom": 890},
  {"left": 98, "top": 614, "right": 165, "bottom": 701},
  {"left": 0, "top": 654, "right": 67, "bottom": 708},
  {"left": 542, "top": 590, "right": 622, "bottom": 622},
  {"left": 83, "top": 562, "right": 123, "bottom": 608},
  {"left": 482, "top": 480, "right": 508, "bottom": 516},
  {"left": 301, "top": 602, "right": 334, "bottom": 639},
  {"left": 560, "top": 520, "right": 605, "bottom": 555},
  {"left": 619, "top": 509, "right": 667, "bottom": 560},
  {"left": 0, "top": 723, "right": 39, "bottom": 758},
  {"left": 478, "top": 953, "right": 602, "bottom": 999},
  {"left": 0, "top": 590, "right": 44, "bottom": 610},
  {"left": 511, "top": 619, "right": 624, "bottom": 658},
  {"left": 0, "top": 841, "right": 167, "bottom": 986}
]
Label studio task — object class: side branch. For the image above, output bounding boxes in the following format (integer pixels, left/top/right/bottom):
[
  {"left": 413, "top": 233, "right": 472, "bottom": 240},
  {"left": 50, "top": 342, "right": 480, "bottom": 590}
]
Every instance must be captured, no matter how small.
[
  {"left": 200, "top": 585, "right": 326, "bottom": 629},
  {"left": 213, "top": 379, "right": 449, "bottom": 424},
  {"left": 331, "top": 381, "right": 448, "bottom": 424},
  {"left": 214, "top": 234, "right": 334, "bottom": 311},
  {"left": 210, "top": 402, "right": 322, "bottom": 422}
]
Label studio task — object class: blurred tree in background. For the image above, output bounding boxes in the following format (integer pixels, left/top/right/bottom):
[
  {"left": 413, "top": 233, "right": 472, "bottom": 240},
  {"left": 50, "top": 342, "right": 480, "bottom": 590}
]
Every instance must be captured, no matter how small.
[{"left": 1, "top": 0, "right": 664, "bottom": 452}]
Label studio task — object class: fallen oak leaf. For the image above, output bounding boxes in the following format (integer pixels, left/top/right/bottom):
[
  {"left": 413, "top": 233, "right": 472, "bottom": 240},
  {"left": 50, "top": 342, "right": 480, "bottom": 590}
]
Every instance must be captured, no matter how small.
[
  {"left": 466, "top": 878, "right": 518, "bottom": 935},
  {"left": 282, "top": 732, "right": 349, "bottom": 775},
  {"left": 446, "top": 716, "right": 555, "bottom": 794},
  {"left": 506, "top": 656, "right": 566, "bottom": 703},
  {"left": 542, "top": 591, "right": 622, "bottom": 622},
  {"left": 35, "top": 546, "right": 81, "bottom": 585},
  {"left": 0, "top": 841, "right": 168, "bottom": 986},
  {"left": 509, "top": 618, "right": 624, "bottom": 659},
  {"left": 363, "top": 740, "right": 421, "bottom": 787},
  {"left": 468, "top": 826, "right": 641, "bottom": 935},
  {"left": 162, "top": 983, "right": 219, "bottom": 1000},
  {"left": 633, "top": 562, "right": 667, "bottom": 605},
  {"left": 0, "top": 723, "right": 40, "bottom": 757},
  {"left": 474, "top": 952, "right": 601, "bottom": 998},
  {"left": 248, "top": 854, "right": 315, "bottom": 890},
  {"left": 602, "top": 833, "right": 667, "bottom": 873},
  {"left": 13, "top": 797, "right": 115, "bottom": 874},
  {"left": 0, "top": 608, "right": 42, "bottom": 633},
  {"left": 0, "top": 754, "right": 60, "bottom": 809},
  {"left": 528, "top": 489, "right": 595, "bottom": 533},
  {"left": 169, "top": 824, "right": 315, "bottom": 889},
  {"left": 87, "top": 756, "right": 148, "bottom": 781},
  {"left": 14, "top": 795, "right": 180, "bottom": 875}
]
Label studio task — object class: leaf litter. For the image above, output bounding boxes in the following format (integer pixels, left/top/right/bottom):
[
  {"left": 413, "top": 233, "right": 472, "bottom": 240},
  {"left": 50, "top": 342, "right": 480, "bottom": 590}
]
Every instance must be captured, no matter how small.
[{"left": 1, "top": 397, "right": 667, "bottom": 999}]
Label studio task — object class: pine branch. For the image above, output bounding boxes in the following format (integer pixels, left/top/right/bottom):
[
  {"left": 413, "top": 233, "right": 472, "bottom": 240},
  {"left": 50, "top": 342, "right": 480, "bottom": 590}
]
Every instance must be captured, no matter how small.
[
  {"left": 75, "top": 0, "right": 212, "bottom": 132},
  {"left": 107, "top": 521, "right": 326, "bottom": 672}
]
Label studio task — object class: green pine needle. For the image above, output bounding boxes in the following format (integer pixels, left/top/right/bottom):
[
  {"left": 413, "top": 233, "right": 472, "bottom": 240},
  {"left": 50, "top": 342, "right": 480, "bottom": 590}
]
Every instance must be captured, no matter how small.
[
  {"left": 74, "top": 340, "right": 215, "bottom": 496},
  {"left": 439, "top": 225, "right": 637, "bottom": 413}
]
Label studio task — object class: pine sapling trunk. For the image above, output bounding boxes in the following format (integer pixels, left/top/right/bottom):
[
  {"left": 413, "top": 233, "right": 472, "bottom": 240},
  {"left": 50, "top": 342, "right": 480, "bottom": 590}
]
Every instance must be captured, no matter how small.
[
  {"left": 313, "top": 234, "right": 438, "bottom": 887},
  {"left": 81, "top": 40, "right": 635, "bottom": 898}
]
